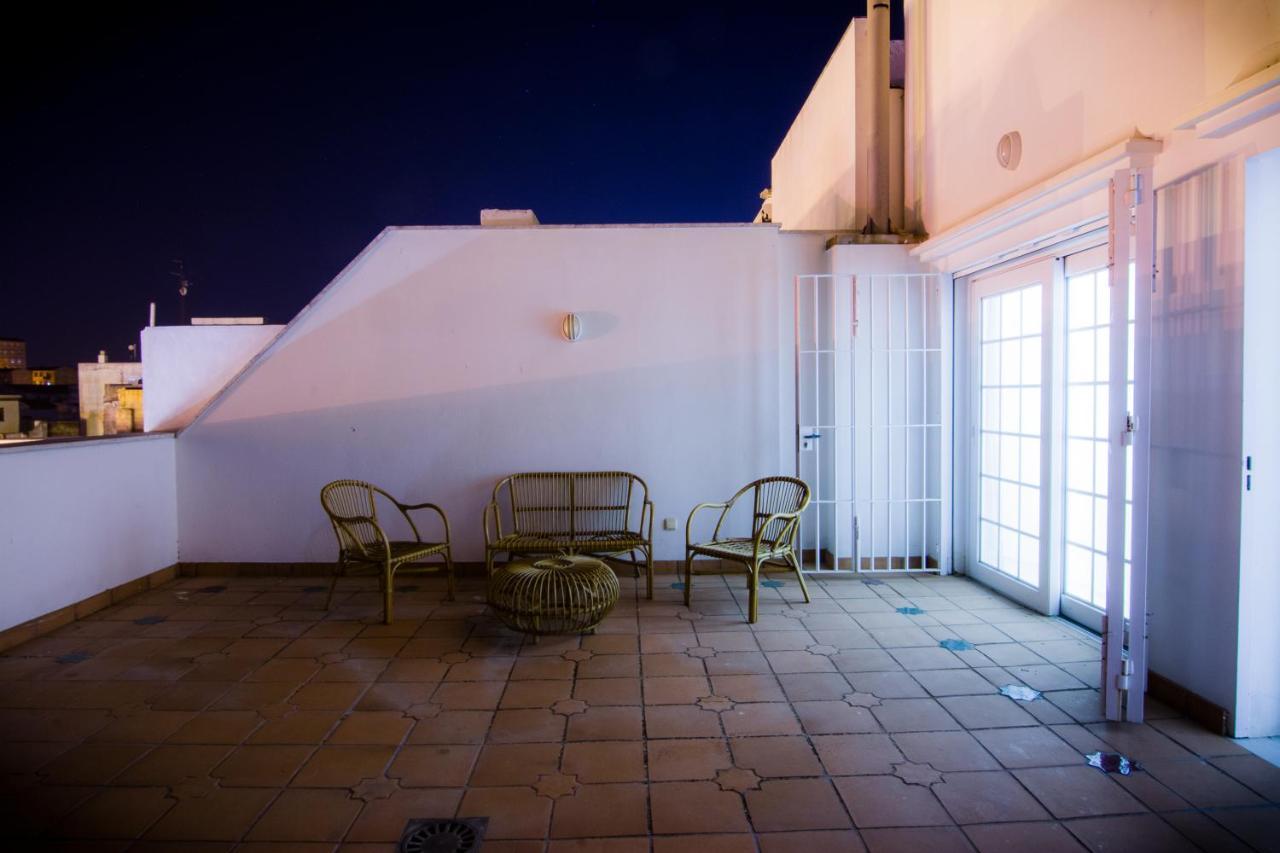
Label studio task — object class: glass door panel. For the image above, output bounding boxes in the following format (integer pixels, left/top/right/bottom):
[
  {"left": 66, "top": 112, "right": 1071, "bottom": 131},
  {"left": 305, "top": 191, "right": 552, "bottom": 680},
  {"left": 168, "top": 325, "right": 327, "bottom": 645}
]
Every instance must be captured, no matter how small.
[
  {"left": 969, "top": 260, "right": 1053, "bottom": 613},
  {"left": 1060, "top": 258, "right": 1133, "bottom": 631}
]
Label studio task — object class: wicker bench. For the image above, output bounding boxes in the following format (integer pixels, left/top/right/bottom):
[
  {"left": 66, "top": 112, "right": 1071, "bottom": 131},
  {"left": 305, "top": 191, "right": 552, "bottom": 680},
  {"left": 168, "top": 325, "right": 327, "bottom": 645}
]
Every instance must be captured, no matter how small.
[{"left": 483, "top": 471, "right": 655, "bottom": 598}]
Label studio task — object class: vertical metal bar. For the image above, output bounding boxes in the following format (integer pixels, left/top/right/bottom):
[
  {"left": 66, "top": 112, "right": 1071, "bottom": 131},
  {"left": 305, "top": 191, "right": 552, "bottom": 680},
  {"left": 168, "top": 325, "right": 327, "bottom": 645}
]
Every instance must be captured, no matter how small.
[
  {"left": 831, "top": 275, "right": 840, "bottom": 571},
  {"left": 940, "top": 274, "right": 953, "bottom": 574},
  {"left": 813, "top": 275, "right": 821, "bottom": 572},
  {"left": 868, "top": 275, "right": 876, "bottom": 572},
  {"left": 921, "top": 276, "right": 928, "bottom": 570},
  {"left": 1128, "top": 162, "right": 1155, "bottom": 722},
  {"left": 850, "top": 274, "right": 859, "bottom": 573},
  {"left": 1104, "top": 170, "right": 1129, "bottom": 721},
  {"left": 794, "top": 275, "right": 802, "bottom": 560}
]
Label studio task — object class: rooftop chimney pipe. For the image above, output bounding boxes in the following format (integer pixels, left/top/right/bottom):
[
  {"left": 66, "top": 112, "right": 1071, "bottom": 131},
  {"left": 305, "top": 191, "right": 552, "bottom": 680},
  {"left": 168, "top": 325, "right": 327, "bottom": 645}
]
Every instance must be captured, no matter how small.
[{"left": 867, "top": 0, "right": 891, "bottom": 233}]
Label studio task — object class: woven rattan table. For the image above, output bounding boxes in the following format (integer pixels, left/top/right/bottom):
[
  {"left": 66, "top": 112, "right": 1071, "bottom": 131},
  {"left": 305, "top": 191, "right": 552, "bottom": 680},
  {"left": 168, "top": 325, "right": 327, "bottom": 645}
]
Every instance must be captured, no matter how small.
[{"left": 487, "top": 555, "right": 620, "bottom": 637}]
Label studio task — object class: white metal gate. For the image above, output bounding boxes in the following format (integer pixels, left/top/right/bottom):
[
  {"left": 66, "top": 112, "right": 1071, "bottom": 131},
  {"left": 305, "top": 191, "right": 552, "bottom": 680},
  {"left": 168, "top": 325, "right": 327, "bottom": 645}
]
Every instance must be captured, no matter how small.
[{"left": 795, "top": 273, "right": 950, "bottom": 576}]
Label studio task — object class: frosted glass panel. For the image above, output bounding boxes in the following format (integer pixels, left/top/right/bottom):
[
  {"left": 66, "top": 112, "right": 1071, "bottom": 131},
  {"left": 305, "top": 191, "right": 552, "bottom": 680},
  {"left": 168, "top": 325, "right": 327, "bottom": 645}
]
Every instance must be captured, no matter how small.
[
  {"left": 976, "top": 282, "right": 1044, "bottom": 587},
  {"left": 1061, "top": 263, "right": 1133, "bottom": 610}
]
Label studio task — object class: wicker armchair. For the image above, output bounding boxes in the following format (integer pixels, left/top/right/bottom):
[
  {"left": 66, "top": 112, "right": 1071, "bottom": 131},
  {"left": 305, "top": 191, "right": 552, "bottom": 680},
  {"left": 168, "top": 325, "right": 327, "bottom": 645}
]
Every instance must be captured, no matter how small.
[
  {"left": 320, "top": 479, "right": 455, "bottom": 624},
  {"left": 685, "top": 476, "right": 811, "bottom": 623},
  {"left": 483, "top": 471, "right": 655, "bottom": 597}
]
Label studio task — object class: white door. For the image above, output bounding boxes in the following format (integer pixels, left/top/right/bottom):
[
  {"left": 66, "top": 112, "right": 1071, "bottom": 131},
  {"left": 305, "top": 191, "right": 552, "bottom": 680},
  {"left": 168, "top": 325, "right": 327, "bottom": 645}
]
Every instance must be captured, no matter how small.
[{"left": 968, "top": 260, "right": 1055, "bottom": 613}]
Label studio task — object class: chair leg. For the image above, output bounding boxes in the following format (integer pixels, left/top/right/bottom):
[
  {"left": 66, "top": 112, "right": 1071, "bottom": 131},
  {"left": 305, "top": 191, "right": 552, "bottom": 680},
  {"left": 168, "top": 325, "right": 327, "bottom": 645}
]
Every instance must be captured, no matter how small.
[
  {"left": 383, "top": 564, "right": 395, "bottom": 625},
  {"left": 683, "top": 552, "right": 694, "bottom": 608},
  {"left": 747, "top": 562, "right": 760, "bottom": 624},
  {"left": 485, "top": 551, "right": 495, "bottom": 577},
  {"left": 444, "top": 550, "right": 456, "bottom": 602},
  {"left": 645, "top": 547, "right": 654, "bottom": 600},
  {"left": 788, "top": 552, "right": 812, "bottom": 604},
  {"left": 325, "top": 555, "right": 345, "bottom": 611}
]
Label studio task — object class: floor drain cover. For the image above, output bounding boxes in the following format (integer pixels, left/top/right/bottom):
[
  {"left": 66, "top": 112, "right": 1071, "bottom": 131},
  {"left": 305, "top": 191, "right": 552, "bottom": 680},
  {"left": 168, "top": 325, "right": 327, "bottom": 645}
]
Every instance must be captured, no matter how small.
[
  {"left": 400, "top": 817, "right": 487, "bottom": 853},
  {"left": 56, "top": 651, "right": 92, "bottom": 664}
]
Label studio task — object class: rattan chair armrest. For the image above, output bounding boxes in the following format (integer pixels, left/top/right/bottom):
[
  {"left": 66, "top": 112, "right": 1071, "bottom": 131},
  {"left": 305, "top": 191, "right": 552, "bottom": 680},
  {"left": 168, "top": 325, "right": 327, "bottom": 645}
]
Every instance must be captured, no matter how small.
[
  {"left": 398, "top": 501, "right": 451, "bottom": 545},
  {"left": 483, "top": 501, "right": 502, "bottom": 545},
  {"left": 641, "top": 500, "right": 655, "bottom": 540},
  {"left": 753, "top": 511, "right": 802, "bottom": 556},
  {"left": 686, "top": 501, "right": 730, "bottom": 549}
]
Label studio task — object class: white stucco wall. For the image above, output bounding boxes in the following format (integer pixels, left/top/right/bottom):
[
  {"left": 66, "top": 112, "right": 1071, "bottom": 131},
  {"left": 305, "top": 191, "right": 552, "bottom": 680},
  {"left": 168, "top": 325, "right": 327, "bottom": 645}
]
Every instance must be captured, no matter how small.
[
  {"left": 142, "top": 324, "right": 283, "bottom": 432},
  {"left": 770, "top": 21, "right": 859, "bottom": 232},
  {"left": 176, "top": 225, "right": 826, "bottom": 563},
  {"left": 917, "top": 0, "right": 1280, "bottom": 234},
  {"left": 0, "top": 434, "right": 178, "bottom": 631}
]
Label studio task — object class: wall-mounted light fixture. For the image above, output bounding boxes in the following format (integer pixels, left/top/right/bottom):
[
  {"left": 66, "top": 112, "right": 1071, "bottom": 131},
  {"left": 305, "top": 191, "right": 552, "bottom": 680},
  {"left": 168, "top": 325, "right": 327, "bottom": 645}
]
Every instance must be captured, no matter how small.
[
  {"left": 561, "top": 313, "right": 583, "bottom": 342},
  {"left": 996, "top": 131, "right": 1022, "bottom": 170}
]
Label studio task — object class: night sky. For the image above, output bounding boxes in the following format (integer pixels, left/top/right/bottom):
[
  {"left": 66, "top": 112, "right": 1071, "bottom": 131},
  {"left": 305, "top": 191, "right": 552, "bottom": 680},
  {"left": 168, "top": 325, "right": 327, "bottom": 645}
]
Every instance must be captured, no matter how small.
[{"left": 3, "top": 2, "right": 897, "bottom": 366}]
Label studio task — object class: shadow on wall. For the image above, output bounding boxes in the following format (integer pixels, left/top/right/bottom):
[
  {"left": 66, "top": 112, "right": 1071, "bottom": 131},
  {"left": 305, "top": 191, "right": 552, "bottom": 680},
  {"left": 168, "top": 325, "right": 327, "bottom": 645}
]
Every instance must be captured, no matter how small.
[{"left": 199, "top": 229, "right": 779, "bottom": 427}]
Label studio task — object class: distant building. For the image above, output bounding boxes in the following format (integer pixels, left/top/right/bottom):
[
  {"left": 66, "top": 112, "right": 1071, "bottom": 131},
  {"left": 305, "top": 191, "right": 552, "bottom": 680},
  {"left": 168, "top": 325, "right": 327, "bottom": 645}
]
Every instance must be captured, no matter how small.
[
  {"left": 11, "top": 366, "right": 77, "bottom": 386},
  {"left": 0, "top": 339, "right": 26, "bottom": 369},
  {"left": 0, "top": 394, "right": 19, "bottom": 436},
  {"left": 78, "top": 362, "right": 144, "bottom": 436}
]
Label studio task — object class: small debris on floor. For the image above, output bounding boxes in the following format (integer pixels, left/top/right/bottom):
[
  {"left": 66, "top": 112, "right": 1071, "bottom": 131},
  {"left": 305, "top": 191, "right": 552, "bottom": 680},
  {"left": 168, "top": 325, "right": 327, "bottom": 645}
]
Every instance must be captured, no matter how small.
[
  {"left": 1086, "top": 751, "right": 1137, "bottom": 775},
  {"left": 1000, "top": 684, "right": 1043, "bottom": 702}
]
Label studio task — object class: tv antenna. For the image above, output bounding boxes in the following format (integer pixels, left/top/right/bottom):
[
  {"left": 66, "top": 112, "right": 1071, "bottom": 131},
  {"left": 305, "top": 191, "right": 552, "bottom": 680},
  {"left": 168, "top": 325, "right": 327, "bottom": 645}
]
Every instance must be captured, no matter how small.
[{"left": 172, "top": 259, "right": 193, "bottom": 324}]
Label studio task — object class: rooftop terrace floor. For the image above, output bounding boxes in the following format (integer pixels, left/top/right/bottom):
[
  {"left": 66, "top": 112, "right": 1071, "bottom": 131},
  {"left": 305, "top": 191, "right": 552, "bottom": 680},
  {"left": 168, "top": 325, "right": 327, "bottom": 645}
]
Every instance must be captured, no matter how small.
[{"left": 0, "top": 571, "right": 1277, "bottom": 852}]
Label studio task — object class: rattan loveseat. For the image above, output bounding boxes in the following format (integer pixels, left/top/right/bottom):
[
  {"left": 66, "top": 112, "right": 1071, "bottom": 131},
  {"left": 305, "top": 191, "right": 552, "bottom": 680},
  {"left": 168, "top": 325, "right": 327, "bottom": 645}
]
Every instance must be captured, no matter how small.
[{"left": 483, "top": 471, "right": 656, "bottom": 597}]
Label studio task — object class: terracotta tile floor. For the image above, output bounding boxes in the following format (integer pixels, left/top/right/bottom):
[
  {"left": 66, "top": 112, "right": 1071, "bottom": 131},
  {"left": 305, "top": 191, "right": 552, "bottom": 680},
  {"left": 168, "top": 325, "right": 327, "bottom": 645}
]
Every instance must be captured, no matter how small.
[{"left": 1, "top": 571, "right": 1278, "bottom": 852}]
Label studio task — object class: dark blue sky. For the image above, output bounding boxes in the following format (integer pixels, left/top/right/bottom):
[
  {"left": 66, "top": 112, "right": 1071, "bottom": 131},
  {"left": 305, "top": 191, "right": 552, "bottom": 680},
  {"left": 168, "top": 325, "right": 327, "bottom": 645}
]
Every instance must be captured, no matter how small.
[{"left": 3, "top": 2, "right": 896, "bottom": 365}]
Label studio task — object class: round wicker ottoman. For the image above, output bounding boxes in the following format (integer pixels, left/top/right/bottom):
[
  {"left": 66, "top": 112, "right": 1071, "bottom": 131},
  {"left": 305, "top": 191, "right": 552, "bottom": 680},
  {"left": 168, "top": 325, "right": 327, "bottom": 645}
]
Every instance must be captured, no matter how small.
[{"left": 487, "top": 555, "right": 620, "bottom": 637}]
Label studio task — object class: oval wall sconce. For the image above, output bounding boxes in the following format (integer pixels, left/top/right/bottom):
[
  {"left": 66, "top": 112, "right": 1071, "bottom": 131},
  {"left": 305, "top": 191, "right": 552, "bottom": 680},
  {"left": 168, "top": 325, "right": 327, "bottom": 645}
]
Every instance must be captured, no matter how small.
[
  {"left": 562, "top": 313, "right": 583, "bottom": 341},
  {"left": 996, "top": 131, "right": 1022, "bottom": 170}
]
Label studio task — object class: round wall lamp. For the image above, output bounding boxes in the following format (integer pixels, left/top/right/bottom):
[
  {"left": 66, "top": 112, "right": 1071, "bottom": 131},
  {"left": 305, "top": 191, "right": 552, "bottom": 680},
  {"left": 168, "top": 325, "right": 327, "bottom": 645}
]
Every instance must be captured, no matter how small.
[
  {"left": 996, "top": 131, "right": 1022, "bottom": 170},
  {"left": 561, "top": 313, "right": 583, "bottom": 342}
]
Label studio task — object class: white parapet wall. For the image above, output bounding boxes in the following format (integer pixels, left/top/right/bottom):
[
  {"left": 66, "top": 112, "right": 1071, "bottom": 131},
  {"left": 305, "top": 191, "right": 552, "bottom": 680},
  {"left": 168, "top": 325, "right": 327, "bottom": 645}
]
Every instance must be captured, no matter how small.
[
  {"left": 176, "top": 224, "right": 826, "bottom": 564},
  {"left": 142, "top": 323, "right": 283, "bottom": 432},
  {"left": 0, "top": 434, "right": 178, "bottom": 632}
]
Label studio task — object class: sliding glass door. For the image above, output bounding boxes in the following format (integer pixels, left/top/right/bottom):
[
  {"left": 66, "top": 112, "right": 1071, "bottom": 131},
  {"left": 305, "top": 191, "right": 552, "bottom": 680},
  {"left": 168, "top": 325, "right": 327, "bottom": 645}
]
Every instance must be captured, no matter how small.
[{"left": 963, "top": 245, "right": 1135, "bottom": 628}]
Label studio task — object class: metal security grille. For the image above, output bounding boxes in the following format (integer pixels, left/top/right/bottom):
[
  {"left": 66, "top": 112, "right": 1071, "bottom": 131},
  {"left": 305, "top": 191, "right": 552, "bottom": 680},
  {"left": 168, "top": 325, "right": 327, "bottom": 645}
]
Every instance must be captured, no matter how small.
[{"left": 795, "top": 273, "right": 948, "bottom": 576}]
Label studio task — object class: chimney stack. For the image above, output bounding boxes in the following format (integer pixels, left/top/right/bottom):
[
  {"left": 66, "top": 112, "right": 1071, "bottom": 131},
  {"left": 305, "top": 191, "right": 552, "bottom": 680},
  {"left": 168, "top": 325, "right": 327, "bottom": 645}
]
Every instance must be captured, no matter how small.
[{"left": 867, "top": 0, "right": 891, "bottom": 233}]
